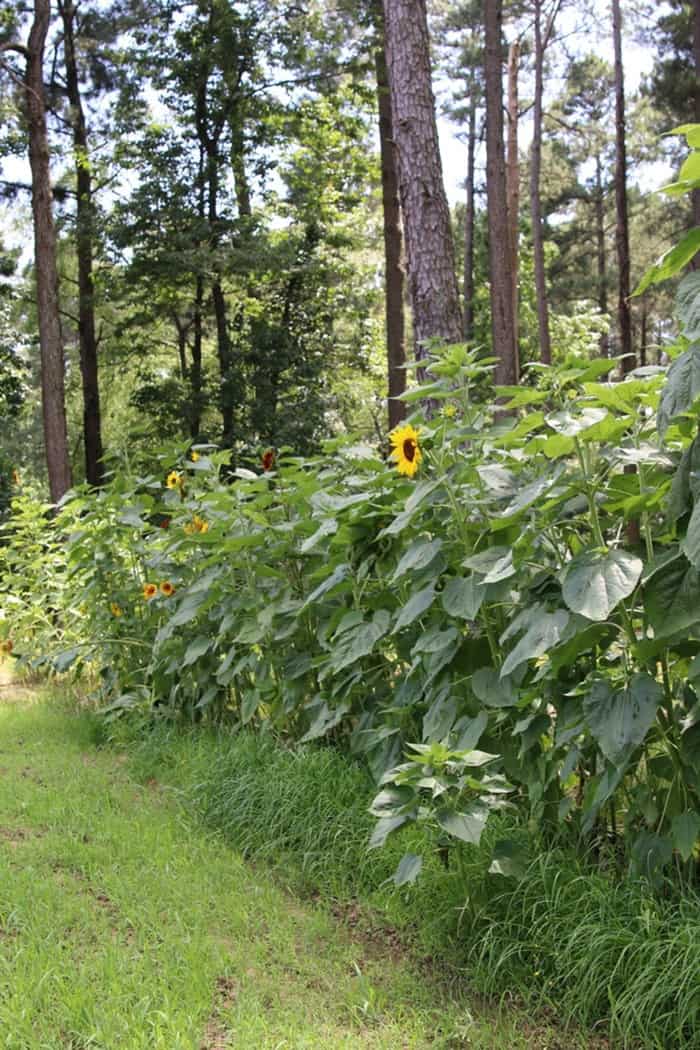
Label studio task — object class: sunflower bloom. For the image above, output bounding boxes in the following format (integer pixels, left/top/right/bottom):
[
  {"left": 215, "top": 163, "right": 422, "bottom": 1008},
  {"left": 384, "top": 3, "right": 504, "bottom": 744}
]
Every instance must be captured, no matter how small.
[
  {"left": 389, "top": 424, "right": 422, "bottom": 478},
  {"left": 160, "top": 581, "right": 175, "bottom": 597},
  {"left": 110, "top": 602, "right": 123, "bottom": 618},
  {"left": 143, "top": 582, "right": 158, "bottom": 601},
  {"left": 190, "top": 451, "right": 200, "bottom": 462},
  {"left": 442, "top": 404, "right": 457, "bottom": 419},
  {"left": 166, "top": 471, "right": 183, "bottom": 490}
]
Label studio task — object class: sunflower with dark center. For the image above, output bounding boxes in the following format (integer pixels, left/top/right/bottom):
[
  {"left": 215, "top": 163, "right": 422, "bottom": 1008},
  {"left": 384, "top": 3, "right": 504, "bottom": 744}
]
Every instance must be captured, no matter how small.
[
  {"left": 160, "top": 581, "right": 175, "bottom": 597},
  {"left": 389, "top": 424, "right": 422, "bottom": 478},
  {"left": 143, "top": 582, "right": 158, "bottom": 601}
]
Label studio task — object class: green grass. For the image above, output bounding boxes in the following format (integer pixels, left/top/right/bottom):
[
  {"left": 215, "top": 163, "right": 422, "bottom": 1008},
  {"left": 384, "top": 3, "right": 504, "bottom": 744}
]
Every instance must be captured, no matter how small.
[
  {"left": 0, "top": 685, "right": 595, "bottom": 1050},
  {"left": 112, "top": 719, "right": 700, "bottom": 1050}
]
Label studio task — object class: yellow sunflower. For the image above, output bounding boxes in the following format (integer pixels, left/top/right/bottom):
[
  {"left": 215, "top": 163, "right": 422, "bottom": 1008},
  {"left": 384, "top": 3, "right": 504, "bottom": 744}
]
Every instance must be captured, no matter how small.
[
  {"left": 166, "top": 470, "right": 183, "bottom": 490},
  {"left": 143, "top": 582, "right": 158, "bottom": 601},
  {"left": 110, "top": 602, "right": 123, "bottom": 618},
  {"left": 389, "top": 424, "right": 422, "bottom": 478},
  {"left": 190, "top": 450, "right": 200, "bottom": 462},
  {"left": 160, "top": 581, "right": 175, "bottom": 597}
]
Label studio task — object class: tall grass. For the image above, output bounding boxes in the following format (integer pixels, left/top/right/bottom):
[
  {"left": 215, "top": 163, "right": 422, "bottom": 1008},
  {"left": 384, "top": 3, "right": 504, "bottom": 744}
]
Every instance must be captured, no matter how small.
[{"left": 110, "top": 720, "right": 700, "bottom": 1049}]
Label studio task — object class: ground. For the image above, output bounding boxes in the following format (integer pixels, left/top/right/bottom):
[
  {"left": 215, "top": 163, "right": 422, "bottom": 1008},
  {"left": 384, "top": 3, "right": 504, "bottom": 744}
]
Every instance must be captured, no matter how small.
[{"left": 0, "top": 666, "right": 600, "bottom": 1049}]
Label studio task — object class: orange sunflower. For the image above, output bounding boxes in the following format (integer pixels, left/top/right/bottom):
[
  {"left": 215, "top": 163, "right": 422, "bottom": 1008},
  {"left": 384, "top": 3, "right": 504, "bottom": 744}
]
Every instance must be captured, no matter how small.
[{"left": 143, "top": 582, "right": 158, "bottom": 601}]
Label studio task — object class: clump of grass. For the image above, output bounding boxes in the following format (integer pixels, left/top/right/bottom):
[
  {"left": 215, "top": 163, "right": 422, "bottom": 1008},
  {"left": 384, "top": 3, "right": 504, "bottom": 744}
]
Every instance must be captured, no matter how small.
[{"left": 106, "top": 717, "right": 700, "bottom": 1048}]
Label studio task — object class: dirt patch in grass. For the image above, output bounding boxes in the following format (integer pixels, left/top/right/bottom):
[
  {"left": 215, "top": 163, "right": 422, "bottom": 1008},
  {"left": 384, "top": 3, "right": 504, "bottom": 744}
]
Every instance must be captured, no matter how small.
[
  {"left": 199, "top": 975, "right": 239, "bottom": 1049},
  {"left": 0, "top": 825, "right": 43, "bottom": 847}
]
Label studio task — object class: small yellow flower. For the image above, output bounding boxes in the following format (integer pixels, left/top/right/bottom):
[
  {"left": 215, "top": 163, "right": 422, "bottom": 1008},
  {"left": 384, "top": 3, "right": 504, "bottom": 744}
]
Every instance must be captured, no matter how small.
[
  {"left": 166, "top": 471, "right": 183, "bottom": 490},
  {"left": 183, "top": 521, "right": 195, "bottom": 535},
  {"left": 143, "top": 582, "right": 158, "bottom": 601},
  {"left": 389, "top": 423, "right": 422, "bottom": 478},
  {"left": 442, "top": 404, "right": 457, "bottom": 419},
  {"left": 184, "top": 514, "right": 208, "bottom": 535},
  {"left": 160, "top": 581, "right": 175, "bottom": 597},
  {"left": 190, "top": 451, "right": 200, "bottom": 462},
  {"left": 110, "top": 602, "right": 123, "bottom": 618}
]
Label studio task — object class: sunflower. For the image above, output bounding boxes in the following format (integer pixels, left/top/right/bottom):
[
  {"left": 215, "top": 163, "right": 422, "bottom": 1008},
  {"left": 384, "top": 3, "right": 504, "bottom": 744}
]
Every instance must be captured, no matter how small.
[
  {"left": 166, "top": 471, "right": 183, "bottom": 490},
  {"left": 389, "top": 424, "right": 422, "bottom": 478},
  {"left": 160, "top": 581, "right": 175, "bottom": 597},
  {"left": 110, "top": 602, "right": 123, "bottom": 618},
  {"left": 261, "top": 449, "right": 275, "bottom": 472},
  {"left": 442, "top": 404, "right": 457, "bottom": 419},
  {"left": 143, "top": 582, "right": 158, "bottom": 601},
  {"left": 190, "top": 451, "right": 200, "bottom": 462}
]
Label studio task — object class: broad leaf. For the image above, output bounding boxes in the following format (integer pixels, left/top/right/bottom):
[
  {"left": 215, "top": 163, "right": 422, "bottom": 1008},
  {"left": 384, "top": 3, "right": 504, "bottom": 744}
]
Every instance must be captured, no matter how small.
[
  {"left": 393, "top": 584, "right": 436, "bottom": 632},
  {"left": 561, "top": 549, "right": 642, "bottom": 621},
  {"left": 501, "top": 610, "right": 569, "bottom": 677},
  {"left": 658, "top": 344, "right": 700, "bottom": 437},
  {"left": 488, "top": 839, "right": 528, "bottom": 880},
  {"left": 437, "top": 802, "right": 489, "bottom": 845},
  {"left": 392, "top": 538, "right": 443, "bottom": 581},
  {"left": 369, "top": 814, "right": 407, "bottom": 849},
  {"left": 644, "top": 552, "right": 700, "bottom": 637},
  {"left": 441, "top": 575, "right": 484, "bottom": 620},
  {"left": 393, "top": 852, "right": 423, "bottom": 886},
  {"left": 583, "top": 674, "right": 662, "bottom": 767},
  {"left": 677, "top": 271, "right": 700, "bottom": 341},
  {"left": 183, "top": 636, "right": 211, "bottom": 666},
  {"left": 671, "top": 811, "right": 700, "bottom": 862},
  {"left": 634, "top": 228, "right": 700, "bottom": 295},
  {"left": 472, "top": 667, "right": 518, "bottom": 707}
]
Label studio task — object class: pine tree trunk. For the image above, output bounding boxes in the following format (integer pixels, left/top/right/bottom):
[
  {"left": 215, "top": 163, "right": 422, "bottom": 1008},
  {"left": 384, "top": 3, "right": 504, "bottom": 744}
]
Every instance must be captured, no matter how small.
[
  {"left": 374, "top": 11, "right": 406, "bottom": 431},
  {"left": 383, "top": 0, "right": 462, "bottom": 359},
  {"left": 464, "top": 93, "right": 477, "bottom": 342},
  {"left": 484, "top": 0, "right": 517, "bottom": 385},
  {"left": 60, "top": 0, "right": 103, "bottom": 487},
  {"left": 531, "top": 0, "right": 552, "bottom": 365},
  {"left": 612, "top": 0, "right": 634, "bottom": 373},
  {"left": 25, "top": 0, "right": 72, "bottom": 503},
  {"left": 595, "top": 156, "right": 609, "bottom": 356},
  {"left": 506, "top": 40, "right": 519, "bottom": 353}
]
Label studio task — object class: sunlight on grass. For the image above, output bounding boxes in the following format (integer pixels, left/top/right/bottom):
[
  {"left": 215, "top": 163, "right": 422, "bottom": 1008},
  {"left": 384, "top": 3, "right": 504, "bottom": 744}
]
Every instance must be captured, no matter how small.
[{"left": 0, "top": 694, "right": 582, "bottom": 1050}]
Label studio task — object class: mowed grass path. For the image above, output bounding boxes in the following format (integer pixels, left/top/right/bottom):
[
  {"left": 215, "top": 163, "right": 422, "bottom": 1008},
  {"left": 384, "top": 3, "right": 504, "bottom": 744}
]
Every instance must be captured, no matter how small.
[{"left": 0, "top": 680, "right": 596, "bottom": 1050}]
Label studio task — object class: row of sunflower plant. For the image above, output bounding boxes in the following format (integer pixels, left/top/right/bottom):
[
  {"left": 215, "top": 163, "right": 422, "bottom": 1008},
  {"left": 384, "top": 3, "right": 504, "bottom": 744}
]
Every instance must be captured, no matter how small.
[{"left": 2, "top": 330, "right": 700, "bottom": 885}]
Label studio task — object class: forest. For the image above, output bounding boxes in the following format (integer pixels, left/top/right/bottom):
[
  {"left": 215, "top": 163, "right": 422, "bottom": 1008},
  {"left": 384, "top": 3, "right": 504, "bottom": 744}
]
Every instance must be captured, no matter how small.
[{"left": 1, "top": 1, "right": 700, "bottom": 1048}]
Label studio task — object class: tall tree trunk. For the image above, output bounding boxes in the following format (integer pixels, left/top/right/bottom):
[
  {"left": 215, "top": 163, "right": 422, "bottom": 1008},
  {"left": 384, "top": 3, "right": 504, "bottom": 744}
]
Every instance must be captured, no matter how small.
[
  {"left": 531, "top": 0, "right": 552, "bottom": 365},
  {"left": 191, "top": 274, "right": 204, "bottom": 439},
  {"left": 230, "top": 117, "right": 252, "bottom": 220},
  {"left": 506, "top": 39, "right": 519, "bottom": 353},
  {"left": 595, "top": 155, "right": 609, "bottom": 356},
  {"left": 612, "top": 0, "right": 634, "bottom": 373},
  {"left": 60, "top": 0, "right": 103, "bottom": 487},
  {"left": 25, "top": 0, "right": 72, "bottom": 502},
  {"left": 484, "top": 0, "right": 517, "bottom": 385},
  {"left": 374, "top": 7, "right": 406, "bottom": 431},
  {"left": 464, "top": 91, "right": 477, "bottom": 343},
  {"left": 383, "top": 0, "right": 462, "bottom": 360}
]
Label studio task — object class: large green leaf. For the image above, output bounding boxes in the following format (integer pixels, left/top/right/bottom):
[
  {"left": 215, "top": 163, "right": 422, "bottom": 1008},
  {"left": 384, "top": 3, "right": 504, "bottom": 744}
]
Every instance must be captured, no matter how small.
[
  {"left": 393, "top": 583, "right": 436, "bottom": 632},
  {"left": 472, "top": 667, "right": 518, "bottom": 707},
  {"left": 671, "top": 811, "right": 700, "bottom": 862},
  {"left": 634, "top": 228, "right": 700, "bottom": 295},
  {"left": 560, "top": 549, "right": 642, "bottom": 621},
  {"left": 392, "top": 538, "right": 443, "bottom": 581},
  {"left": 393, "top": 852, "right": 423, "bottom": 886},
  {"left": 437, "top": 802, "right": 489, "bottom": 845},
  {"left": 183, "top": 635, "right": 211, "bottom": 666},
  {"left": 326, "top": 611, "right": 391, "bottom": 674},
  {"left": 500, "top": 610, "right": 569, "bottom": 677},
  {"left": 583, "top": 674, "right": 662, "bottom": 767},
  {"left": 669, "top": 124, "right": 700, "bottom": 149},
  {"left": 658, "top": 344, "right": 700, "bottom": 437},
  {"left": 440, "top": 575, "right": 484, "bottom": 620},
  {"left": 463, "top": 547, "right": 515, "bottom": 583},
  {"left": 644, "top": 552, "right": 700, "bottom": 637},
  {"left": 677, "top": 271, "right": 700, "bottom": 341},
  {"left": 682, "top": 500, "right": 700, "bottom": 567}
]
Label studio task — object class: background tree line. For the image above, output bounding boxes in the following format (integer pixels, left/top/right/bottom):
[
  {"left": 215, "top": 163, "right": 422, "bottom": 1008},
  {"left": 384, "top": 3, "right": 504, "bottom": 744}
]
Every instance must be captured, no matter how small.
[{"left": 0, "top": 0, "right": 698, "bottom": 500}]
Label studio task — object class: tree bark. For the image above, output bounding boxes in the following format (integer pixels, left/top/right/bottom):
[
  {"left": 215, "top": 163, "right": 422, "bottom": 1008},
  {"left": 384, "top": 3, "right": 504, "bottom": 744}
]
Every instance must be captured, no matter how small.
[
  {"left": 595, "top": 155, "right": 609, "bottom": 356},
  {"left": 374, "top": 11, "right": 406, "bottom": 431},
  {"left": 612, "top": 0, "right": 634, "bottom": 373},
  {"left": 383, "top": 0, "right": 462, "bottom": 360},
  {"left": 60, "top": 0, "right": 104, "bottom": 487},
  {"left": 464, "top": 92, "right": 477, "bottom": 343},
  {"left": 506, "top": 39, "right": 520, "bottom": 354},
  {"left": 531, "top": 0, "right": 552, "bottom": 365},
  {"left": 25, "top": 0, "right": 72, "bottom": 502},
  {"left": 484, "top": 0, "right": 517, "bottom": 385}
]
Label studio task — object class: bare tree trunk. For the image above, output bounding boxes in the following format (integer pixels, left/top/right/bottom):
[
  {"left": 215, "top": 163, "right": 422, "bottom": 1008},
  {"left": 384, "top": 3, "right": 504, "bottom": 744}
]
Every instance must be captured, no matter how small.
[
  {"left": 594, "top": 156, "right": 609, "bottom": 356},
  {"left": 531, "top": 0, "right": 552, "bottom": 365},
  {"left": 60, "top": 0, "right": 103, "bottom": 487},
  {"left": 383, "top": 0, "right": 462, "bottom": 360},
  {"left": 464, "top": 92, "right": 477, "bottom": 342},
  {"left": 25, "top": 0, "right": 72, "bottom": 502},
  {"left": 484, "top": 0, "right": 517, "bottom": 385},
  {"left": 612, "top": 0, "right": 634, "bottom": 374},
  {"left": 374, "top": 13, "right": 406, "bottom": 431},
  {"left": 506, "top": 39, "right": 519, "bottom": 353}
]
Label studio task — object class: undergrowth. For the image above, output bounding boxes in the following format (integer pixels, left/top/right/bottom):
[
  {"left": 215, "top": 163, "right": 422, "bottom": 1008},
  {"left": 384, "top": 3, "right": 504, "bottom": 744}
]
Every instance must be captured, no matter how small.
[{"left": 104, "top": 715, "right": 700, "bottom": 1050}]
